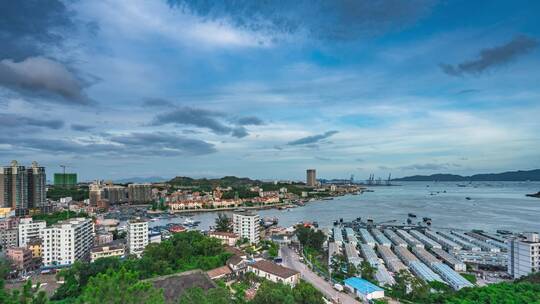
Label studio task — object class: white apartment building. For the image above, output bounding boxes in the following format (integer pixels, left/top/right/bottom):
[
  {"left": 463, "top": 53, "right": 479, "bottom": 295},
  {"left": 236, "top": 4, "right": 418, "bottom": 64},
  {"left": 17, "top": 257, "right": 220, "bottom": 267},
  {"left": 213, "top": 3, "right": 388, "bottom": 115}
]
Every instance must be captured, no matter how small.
[
  {"left": 40, "top": 218, "right": 94, "bottom": 267},
  {"left": 18, "top": 217, "right": 46, "bottom": 247},
  {"left": 127, "top": 219, "right": 148, "bottom": 257},
  {"left": 232, "top": 211, "right": 260, "bottom": 244},
  {"left": 508, "top": 232, "right": 540, "bottom": 279}
]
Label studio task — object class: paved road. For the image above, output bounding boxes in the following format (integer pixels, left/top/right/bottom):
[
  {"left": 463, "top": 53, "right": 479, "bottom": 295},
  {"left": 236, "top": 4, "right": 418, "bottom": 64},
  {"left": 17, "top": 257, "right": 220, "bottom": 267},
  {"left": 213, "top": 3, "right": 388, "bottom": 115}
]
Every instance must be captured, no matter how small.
[{"left": 281, "top": 246, "right": 359, "bottom": 304}]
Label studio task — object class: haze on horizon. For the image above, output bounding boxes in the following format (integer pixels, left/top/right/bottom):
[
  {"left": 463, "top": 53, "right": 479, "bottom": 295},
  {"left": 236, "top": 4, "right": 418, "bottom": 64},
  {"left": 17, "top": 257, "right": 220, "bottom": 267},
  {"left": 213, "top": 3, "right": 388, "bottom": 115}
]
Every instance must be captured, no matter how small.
[{"left": 1, "top": 0, "right": 539, "bottom": 181}]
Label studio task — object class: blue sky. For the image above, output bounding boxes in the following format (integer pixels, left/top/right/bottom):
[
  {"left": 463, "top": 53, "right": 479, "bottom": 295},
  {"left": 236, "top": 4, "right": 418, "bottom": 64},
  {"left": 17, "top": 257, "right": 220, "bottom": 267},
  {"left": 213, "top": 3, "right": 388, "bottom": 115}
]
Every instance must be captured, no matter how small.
[{"left": 1, "top": 0, "right": 539, "bottom": 181}]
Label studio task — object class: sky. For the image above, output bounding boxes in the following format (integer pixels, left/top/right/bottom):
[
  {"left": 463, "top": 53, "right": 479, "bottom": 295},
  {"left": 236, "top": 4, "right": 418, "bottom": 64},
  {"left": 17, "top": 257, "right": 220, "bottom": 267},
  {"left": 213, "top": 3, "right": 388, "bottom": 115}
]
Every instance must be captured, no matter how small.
[{"left": 1, "top": 0, "right": 539, "bottom": 181}]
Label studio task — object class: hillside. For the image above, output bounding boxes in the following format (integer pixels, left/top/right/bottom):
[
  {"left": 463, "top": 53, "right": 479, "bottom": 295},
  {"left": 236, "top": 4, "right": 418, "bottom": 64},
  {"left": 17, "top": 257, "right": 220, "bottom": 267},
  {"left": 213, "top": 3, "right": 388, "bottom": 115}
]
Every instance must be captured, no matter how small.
[
  {"left": 393, "top": 169, "right": 540, "bottom": 182},
  {"left": 168, "top": 176, "right": 262, "bottom": 188}
]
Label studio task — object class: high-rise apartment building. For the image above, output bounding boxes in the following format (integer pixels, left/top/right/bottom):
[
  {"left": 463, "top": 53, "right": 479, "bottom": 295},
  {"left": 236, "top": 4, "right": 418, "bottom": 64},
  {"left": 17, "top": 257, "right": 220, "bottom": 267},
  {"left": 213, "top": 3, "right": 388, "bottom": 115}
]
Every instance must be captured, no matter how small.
[
  {"left": 103, "top": 185, "right": 127, "bottom": 205},
  {"left": 508, "top": 232, "right": 540, "bottom": 279},
  {"left": 18, "top": 217, "right": 46, "bottom": 247},
  {"left": 128, "top": 184, "right": 153, "bottom": 204},
  {"left": 233, "top": 211, "right": 260, "bottom": 244},
  {"left": 306, "top": 169, "right": 317, "bottom": 187},
  {"left": 0, "top": 161, "right": 46, "bottom": 213},
  {"left": 89, "top": 182, "right": 103, "bottom": 206},
  {"left": 1, "top": 160, "right": 28, "bottom": 211},
  {"left": 40, "top": 218, "right": 94, "bottom": 267},
  {"left": 27, "top": 161, "right": 46, "bottom": 209},
  {"left": 127, "top": 219, "right": 148, "bottom": 257}
]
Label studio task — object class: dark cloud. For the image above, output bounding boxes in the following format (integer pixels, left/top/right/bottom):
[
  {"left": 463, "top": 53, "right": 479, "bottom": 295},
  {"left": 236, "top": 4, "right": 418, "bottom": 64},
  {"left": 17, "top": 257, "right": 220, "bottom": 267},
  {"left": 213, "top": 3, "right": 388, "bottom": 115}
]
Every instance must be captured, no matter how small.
[
  {"left": 441, "top": 35, "right": 538, "bottom": 76},
  {"left": 0, "top": 0, "right": 75, "bottom": 60},
  {"left": 287, "top": 131, "right": 338, "bottom": 146},
  {"left": 141, "top": 98, "right": 175, "bottom": 108},
  {"left": 237, "top": 116, "right": 264, "bottom": 126},
  {"left": 0, "top": 57, "right": 92, "bottom": 104},
  {"left": 71, "top": 124, "right": 94, "bottom": 132},
  {"left": 152, "top": 107, "right": 249, "bottom": 138},
  {"left": 168, "top": 0, "right": 435, "bottom": 41},
  {"left": 456, "top": 89, "right": 480, "bottom": 95},
  {"left": 0, "top": 132, "right": 216, "bottom": 157},
  {"left": 0, "top": 113, "right": 64, "bottom": 130},
  {"left": 108, "top": 132, "right": 216, "bottom": 155}
]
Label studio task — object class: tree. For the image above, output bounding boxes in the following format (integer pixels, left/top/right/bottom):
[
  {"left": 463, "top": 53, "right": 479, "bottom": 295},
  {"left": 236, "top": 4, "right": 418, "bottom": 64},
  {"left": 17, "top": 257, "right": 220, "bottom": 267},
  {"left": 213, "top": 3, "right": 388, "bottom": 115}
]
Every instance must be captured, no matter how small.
[
  {"left": 1, "top": 280, "right": 48, "bottom": 304},
  {"left": 178, "top": 286, "right": 231, "bottom": 304},
  {"left": 215, "top": 213, "right": 232, "bottom": 232},
  {"left": 251, "top": 281, "right": 295, "bottom": 304},
  {"left": 294, "top": 226, "right": 326, "bottom": 252},
  {"left": 359, "top": 261, "right": 376, "bottom": 282},
  {"left": 79, "top": 268, "right": 164, "bottom": 304},
  {"left": 293, "top": 280, "right": 325, "bottom": 304}
]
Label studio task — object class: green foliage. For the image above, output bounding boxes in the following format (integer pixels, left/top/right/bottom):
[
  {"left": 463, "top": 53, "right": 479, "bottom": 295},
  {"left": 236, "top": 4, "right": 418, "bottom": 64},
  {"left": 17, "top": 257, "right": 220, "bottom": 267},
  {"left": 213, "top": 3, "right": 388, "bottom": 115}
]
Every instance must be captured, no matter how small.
[
  {"left": 221, "top": 188, "right": 259, "bottom": 200},
  {"left": 387, "top": 270, "right": 430, "bottom": 302},
  {"left": 53, "top": 231, "right": 231, "bottom": 301},
  {"left": 168, "top": 176, "right": 260, "bottom": 189},
  {"left": 79, "top": 268, "right": 164, "bottom": 304},
  {"left": 178, "top": 286, "right": 231, "bottom": 304},
  {"left": 292, "top": 280, "right": 325, "bottom": 304},
  {"left": 260, "top": 240, "right": 279, "bottom": 258},
  {"left": 33, "top": 211, "right": 88, "bottom": 226},
  {"left": 1, "top": 280, "right": 48, "bottom": 304},
  {"left": 440, "top": 282, "right": 540, "bottom": 304},
  {"left": 251, "top": 280, "right": 295, "bottom": 304},
  {"left": 294, "top": 226, "right": 326, "bottom": 252},
  {"left": 215, "top": 213, "right": 233, "bottom": 232},
  {"left": 47, "top": 186, "right": 89, "bottom": 201},
  {"left": 460, "top": 273, "right": 477, "bottom": 284},
  {"left": 359, "top": 261, "right": 376, "bottom": 282}
]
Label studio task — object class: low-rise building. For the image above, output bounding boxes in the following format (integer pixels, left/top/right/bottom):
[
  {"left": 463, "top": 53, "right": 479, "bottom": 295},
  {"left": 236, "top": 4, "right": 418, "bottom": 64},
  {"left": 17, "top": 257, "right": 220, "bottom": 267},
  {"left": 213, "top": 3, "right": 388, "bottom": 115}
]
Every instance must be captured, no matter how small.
[
  {"left": 90, "top": 245, "right": 125, "bottom": 262},
  {"left": 209, "top": 231, "right": 239, "bottom": 246},
  {"left": 344, "top": 277, "right": 385, "bottom": 301},
  {"left": 6, "top": 247, "right": 33, "bottom": 272},
  {"left": 247, "top": 260, "right": 300, "bottom": 286},
  {"left": 96, "top": 232, "right": 114, "bottom": 245},
  {"left": 0, "top": 228, "right": 18, "bottom": 250},
  {"left": 206, "top": 265, "right": 233, "bottom": 280}
]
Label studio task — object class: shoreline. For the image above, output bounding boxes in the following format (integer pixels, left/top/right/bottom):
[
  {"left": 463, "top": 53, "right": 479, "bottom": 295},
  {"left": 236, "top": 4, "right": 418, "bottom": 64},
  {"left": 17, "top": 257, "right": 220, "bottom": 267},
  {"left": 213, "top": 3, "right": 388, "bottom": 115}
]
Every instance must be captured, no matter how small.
[{"left": 167, "top": 202, "right": 292, "bottom": 214}]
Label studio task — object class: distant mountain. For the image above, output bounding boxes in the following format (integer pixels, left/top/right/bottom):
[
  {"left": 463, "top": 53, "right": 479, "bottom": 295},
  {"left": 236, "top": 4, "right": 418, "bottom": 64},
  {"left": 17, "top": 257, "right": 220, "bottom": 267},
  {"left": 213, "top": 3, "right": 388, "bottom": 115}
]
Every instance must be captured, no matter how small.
[
  {"left": 115, "top": 176, "right": 167, "bottom": 184},
  {"left": 393, "top": 169, "right": 540, "bottom": 182}
]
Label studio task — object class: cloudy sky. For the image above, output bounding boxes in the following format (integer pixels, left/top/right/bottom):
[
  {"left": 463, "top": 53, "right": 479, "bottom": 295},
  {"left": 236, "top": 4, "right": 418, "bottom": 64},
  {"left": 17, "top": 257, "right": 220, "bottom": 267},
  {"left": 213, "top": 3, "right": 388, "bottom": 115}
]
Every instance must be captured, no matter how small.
[{"left": 1, "top": 0, "right": 539, "bottom": 181}]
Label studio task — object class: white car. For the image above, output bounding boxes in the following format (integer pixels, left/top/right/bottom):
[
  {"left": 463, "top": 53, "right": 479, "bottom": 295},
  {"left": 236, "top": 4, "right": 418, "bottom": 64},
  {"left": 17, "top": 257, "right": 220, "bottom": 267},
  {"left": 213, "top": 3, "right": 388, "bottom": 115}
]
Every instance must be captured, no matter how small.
[{"left": 333, "top": 283, "right": 344, "bottom": 292}]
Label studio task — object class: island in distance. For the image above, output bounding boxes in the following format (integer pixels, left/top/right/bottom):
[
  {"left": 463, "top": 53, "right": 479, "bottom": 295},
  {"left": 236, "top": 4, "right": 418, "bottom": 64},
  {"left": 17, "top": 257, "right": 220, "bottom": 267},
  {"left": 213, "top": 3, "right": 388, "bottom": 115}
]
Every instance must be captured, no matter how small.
[{"left": 392, "top": 169, "right": 540, "bottom": 182}]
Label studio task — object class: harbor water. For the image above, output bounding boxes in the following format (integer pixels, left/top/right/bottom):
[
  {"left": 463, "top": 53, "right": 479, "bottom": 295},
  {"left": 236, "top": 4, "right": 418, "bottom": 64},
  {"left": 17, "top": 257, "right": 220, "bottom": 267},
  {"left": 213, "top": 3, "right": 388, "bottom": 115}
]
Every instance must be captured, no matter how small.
[{"left": 151, "top": 181, "right": 540, "bottom": 233}]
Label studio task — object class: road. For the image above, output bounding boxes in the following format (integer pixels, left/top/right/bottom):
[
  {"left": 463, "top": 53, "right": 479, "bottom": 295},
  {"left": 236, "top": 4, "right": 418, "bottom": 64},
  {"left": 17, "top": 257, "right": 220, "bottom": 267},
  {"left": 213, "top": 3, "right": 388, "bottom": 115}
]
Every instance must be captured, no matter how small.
[{"left": 281, "top": 246, "right": 359, "bottom": 304}]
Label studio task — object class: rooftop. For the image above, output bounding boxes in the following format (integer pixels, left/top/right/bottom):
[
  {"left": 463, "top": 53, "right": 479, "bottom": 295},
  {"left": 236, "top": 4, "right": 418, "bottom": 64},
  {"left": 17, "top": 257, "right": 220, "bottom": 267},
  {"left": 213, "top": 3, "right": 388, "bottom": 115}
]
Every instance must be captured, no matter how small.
[
  {"left": 206, "top": 265, "right": 232, "bottom": 279},
  {"left": 146, "top": 269, "right": 216, "bottom": 303},
  {"left": 344, "top": 277, "right": 383, "bottom": 295},
  {"left": 250, "top": 260, "right": 299, "bottom": 279}
]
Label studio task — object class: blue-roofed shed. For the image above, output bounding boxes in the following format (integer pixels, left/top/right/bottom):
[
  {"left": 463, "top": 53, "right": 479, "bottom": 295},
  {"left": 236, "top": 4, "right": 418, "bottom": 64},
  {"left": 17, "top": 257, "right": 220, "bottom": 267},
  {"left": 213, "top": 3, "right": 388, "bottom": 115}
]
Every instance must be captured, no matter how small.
[{"left": 344, "top": 277, "right": 385, "bottom": 300}]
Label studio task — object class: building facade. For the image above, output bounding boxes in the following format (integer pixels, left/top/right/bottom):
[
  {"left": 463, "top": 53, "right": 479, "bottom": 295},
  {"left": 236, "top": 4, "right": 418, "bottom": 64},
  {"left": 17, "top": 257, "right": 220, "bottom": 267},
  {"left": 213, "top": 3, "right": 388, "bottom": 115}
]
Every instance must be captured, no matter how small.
[
  {"left": 53, "top": 173, "right": 78, "bottom": 187},
  {"left": 128, "top": 184, "right": 153, "bottom": 204},
  {"left": 18, "top": 218, "right": 46, "bottom": 247},
  {"left": 40, "top": 218, "right": 94, "bottom": 267},
  {"left": 1, "top": 161, "right": 28, "bottom": 211},
  {"left": 27, "top": 162, "right": 46, "bottom": 209},
  {"left": 306, "top": 169, "right": 317, "bottom": 187},
  {"left": 0, "top": 161, "right": 46, "bottom": 213},
  {"left": 233, "top": 211, "right": 260, "bottom": 244},
  {"left": 508, "top": 232, "right": 540, "bottom": 279},
  {"left": 6, "top": 247, "right": 34, "bottom": 272},
  {"left": 90, "top": 245, "right": 125, "bottom": 262},
  {"left": 247, "top": 260, "right": 300, "bottom": 286},
  {"left": 0, "top": 228, "right": 18, "bottom": 250},
  {"left": 127, "top": 219, "right": 149, "bottom": 257}
]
